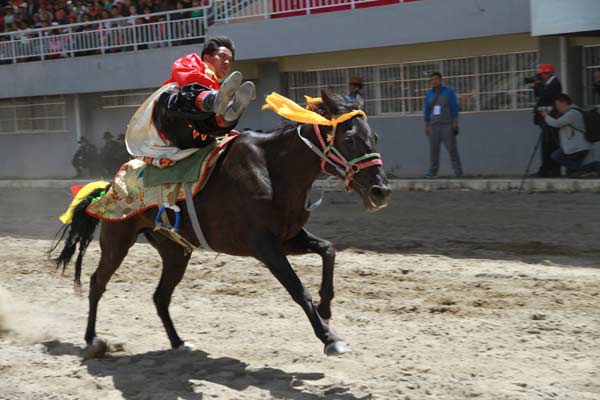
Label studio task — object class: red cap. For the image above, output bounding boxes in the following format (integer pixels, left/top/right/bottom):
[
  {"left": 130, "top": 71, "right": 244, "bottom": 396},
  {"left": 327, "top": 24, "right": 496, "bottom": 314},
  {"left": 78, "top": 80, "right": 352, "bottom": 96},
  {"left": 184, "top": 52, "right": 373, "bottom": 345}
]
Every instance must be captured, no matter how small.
[{"left": 536, "top": 64, "right": 555, "bottom": 74}]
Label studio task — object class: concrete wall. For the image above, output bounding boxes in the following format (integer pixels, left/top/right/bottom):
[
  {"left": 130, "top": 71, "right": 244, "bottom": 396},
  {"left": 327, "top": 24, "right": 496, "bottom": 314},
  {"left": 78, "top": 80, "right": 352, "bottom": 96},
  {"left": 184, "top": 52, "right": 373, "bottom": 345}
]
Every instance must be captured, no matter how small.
[
  {"left": 0, "top": 96, "right": 78, "bottom": 178},
  {"left": 531, "top": 0, "right": 600, "bottom": 36},
  {"left": 371, "top": 110, "right": 538, "bottom": 177},
  {"left": 211, "top": 0, "right": 530, "bottom": 60},
  {"left": 0, "top": 45, "right": 259, "bottom": 100}
]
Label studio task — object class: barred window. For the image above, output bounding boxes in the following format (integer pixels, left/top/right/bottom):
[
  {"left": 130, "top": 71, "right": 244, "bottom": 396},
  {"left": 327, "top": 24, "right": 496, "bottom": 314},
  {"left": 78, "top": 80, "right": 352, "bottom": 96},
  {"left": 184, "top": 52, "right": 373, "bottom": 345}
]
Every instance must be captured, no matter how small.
[
  {"left": 100, "top": 89, "right": 157, "bottom": 109},
  {"left": 0, "top": 95, "right": 66, "bottom": 134},
  {"left": 285, "top": 51, "right": 539, "bottom": 116},
  {"left": 583, "top": 45, "right": 600, "bottom": 106}
]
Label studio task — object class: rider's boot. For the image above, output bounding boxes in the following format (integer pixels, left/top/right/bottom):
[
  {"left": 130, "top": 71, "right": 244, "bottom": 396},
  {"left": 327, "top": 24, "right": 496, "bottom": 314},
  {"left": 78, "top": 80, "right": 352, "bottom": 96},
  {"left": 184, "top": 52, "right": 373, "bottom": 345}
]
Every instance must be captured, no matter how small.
[
  {"left": 195, "top": 71, "right": 242, "bottom": 115},
  {"left": 223, "top": 81, "right": 256, "bottom": 125}
]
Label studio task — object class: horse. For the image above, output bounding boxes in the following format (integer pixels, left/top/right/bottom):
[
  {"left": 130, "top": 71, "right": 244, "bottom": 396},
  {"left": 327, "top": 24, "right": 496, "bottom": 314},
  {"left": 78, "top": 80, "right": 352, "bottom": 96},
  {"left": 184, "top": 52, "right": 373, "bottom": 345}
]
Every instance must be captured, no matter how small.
[{"left": 51, "top": 90, "right": 391, "bottom": 357}]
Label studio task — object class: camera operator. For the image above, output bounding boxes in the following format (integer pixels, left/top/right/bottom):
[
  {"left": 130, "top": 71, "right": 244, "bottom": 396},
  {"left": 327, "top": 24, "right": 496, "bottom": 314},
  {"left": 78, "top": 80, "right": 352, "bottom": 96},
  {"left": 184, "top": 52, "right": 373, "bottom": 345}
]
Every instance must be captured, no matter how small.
[
  {"left": 530, "top": 64, "right": 562, "bottom": 177},
  {"left": 541, "top": 94, "right": 592, "bottom": 177}
]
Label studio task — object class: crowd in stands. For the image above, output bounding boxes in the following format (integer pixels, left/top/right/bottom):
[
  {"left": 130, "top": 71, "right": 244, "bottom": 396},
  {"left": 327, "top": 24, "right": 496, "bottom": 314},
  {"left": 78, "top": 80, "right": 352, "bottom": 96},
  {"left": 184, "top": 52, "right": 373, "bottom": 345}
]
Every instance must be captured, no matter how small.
[
  {"left": 0, "top": 0, "right": 208, "bottom": 33},
  {"left": 0, "top": 0, "right": 209, "bottom": 62}
]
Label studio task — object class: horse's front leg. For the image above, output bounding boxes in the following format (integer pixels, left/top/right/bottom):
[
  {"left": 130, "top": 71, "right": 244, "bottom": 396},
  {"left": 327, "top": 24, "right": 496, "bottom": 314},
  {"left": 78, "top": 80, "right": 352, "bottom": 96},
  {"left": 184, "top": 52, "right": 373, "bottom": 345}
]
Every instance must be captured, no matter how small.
[
  {"left": 283, "top": 229, "right": 335, "bottom": 323},
  {"left": 256, "top": 232, "right": 349, "bottom": 356}
]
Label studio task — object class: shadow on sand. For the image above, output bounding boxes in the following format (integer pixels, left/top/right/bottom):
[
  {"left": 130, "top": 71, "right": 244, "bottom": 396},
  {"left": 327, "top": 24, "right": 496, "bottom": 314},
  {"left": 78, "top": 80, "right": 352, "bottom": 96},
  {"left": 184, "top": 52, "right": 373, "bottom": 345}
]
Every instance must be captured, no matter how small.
[{"left": 43, "top": 340, "right": 366, "bottom": 400}]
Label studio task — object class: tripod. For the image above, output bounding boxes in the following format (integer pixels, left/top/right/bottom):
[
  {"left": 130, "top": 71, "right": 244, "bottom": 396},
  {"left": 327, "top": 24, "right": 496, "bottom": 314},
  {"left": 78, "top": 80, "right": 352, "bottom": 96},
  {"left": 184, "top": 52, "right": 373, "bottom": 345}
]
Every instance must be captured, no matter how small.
[{"left": 518, "top": 132, "right": 543, "bottom": 194}]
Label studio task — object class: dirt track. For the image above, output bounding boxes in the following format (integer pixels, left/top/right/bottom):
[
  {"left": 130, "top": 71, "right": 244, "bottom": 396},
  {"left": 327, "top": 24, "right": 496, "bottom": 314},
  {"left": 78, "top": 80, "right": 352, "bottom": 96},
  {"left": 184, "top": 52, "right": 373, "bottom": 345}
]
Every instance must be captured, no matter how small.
[{"left": 1, "top": 190, "right": 599, "bottom": 399}]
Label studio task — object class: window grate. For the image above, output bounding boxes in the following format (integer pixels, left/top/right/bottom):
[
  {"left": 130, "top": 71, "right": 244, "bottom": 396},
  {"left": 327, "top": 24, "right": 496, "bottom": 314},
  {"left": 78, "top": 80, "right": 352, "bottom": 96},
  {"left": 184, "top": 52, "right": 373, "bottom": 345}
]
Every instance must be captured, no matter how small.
[
  {"left": 100, "top": 89, "right": 157, "bottom": 109},
  {"left": 0, "top": 95, "right": 66, "bottom": 134},
  {"left": 285, "top": 51, "right": 540, "bottom": 116},
  {"left": 583, "top": 45, "right": 600, "bottom": 106}
]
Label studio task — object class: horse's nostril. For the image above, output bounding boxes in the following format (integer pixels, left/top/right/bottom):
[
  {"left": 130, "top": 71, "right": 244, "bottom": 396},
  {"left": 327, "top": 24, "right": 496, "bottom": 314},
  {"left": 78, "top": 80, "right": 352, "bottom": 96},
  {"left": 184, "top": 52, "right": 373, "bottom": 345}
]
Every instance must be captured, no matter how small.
[{"left": 369, "top": 185, "right": 391, "bottom": 200}]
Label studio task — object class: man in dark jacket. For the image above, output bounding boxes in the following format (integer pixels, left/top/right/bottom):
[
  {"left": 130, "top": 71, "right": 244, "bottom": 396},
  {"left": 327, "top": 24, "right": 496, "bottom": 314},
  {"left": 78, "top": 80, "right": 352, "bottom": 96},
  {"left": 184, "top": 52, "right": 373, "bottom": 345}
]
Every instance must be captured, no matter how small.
[{"left": 532, "top": 63, "right": 562, "bottom": 177}]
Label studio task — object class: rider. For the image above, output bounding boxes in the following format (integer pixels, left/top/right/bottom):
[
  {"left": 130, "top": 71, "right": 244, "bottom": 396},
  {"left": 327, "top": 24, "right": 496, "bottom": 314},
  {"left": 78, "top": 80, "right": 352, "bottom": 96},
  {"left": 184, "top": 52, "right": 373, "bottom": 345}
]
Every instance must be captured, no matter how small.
[{"left": 126, "top": 36, "right": 255, "bottom": 167}]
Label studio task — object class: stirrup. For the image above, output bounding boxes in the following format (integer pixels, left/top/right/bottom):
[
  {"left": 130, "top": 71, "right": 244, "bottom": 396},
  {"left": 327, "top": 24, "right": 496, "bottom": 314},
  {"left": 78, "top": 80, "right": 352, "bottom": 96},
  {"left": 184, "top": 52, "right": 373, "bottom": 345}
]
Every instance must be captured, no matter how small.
[{"left": 154, "top": 203, "right": 181, "bottom": 231}]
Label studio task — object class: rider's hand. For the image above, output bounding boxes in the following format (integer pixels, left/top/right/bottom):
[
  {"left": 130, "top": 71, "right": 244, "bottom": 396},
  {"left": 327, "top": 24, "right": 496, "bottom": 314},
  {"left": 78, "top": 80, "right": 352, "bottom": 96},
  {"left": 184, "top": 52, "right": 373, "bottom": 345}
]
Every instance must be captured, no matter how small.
[{"left": 425, "top": 124, "right": 431, "bottom": 137}]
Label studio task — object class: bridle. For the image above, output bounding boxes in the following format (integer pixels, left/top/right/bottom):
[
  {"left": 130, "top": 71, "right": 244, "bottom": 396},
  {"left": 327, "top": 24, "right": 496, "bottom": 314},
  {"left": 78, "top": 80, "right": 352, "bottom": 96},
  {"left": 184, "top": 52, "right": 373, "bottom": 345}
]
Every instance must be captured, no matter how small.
[
  {"left": 295, "top": 111, "right": 383, "bottom": 191},
  {"left": 261, "top": 92, "right": 383, "bottom": 191}
]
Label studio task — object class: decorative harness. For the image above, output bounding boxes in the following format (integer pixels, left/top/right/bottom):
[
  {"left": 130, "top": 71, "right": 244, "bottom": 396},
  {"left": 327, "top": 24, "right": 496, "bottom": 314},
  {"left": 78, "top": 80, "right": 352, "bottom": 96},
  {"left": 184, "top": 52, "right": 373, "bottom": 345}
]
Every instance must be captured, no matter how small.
[{"left": 263, "top": 92, "right": 383, "bottom": 191}]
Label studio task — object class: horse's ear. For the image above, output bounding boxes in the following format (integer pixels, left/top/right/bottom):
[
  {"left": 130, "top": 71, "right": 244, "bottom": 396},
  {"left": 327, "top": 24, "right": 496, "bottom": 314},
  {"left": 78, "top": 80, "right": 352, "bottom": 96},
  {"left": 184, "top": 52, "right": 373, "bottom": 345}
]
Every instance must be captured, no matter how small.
[{"left": 320, "top": 89, "right": 340, "bottom": 116}]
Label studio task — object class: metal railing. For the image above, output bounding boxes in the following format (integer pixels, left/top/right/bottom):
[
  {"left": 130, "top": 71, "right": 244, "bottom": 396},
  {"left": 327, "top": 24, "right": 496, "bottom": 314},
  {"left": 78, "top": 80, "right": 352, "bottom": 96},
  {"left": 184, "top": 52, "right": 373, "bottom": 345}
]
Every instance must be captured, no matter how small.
[
  {"left": 0, "top": 0, "right": 417, "bottom": 63},
  {"left": 0, "top": 6, "right": 209, "bottom": 63},
  {"left": 212, "top": 0, "right": 414, "bottom": 22}
]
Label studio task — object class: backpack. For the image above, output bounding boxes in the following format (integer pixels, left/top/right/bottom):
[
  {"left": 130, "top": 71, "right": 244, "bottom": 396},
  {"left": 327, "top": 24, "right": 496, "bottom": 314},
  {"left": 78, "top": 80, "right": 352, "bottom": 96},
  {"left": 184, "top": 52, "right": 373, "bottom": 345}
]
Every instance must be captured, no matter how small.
[{"left": 572, "top": 107, "right": 600, "bottom": 143}]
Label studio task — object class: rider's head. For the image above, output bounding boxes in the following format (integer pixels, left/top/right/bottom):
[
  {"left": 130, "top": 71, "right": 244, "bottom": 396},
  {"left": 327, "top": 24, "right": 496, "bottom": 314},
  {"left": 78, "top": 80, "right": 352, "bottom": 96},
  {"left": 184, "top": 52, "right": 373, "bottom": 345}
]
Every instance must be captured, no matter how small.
[{"left": 201, "top": 36, "right": 235, "bottom": 80}]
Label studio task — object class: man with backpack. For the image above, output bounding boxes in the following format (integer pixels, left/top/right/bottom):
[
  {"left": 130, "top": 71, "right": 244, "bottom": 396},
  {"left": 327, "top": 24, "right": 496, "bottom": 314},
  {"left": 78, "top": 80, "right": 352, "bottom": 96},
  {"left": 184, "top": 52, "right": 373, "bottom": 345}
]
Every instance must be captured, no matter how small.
[{"left": 542, "top": 94, "right": 595, "bottom": 177}]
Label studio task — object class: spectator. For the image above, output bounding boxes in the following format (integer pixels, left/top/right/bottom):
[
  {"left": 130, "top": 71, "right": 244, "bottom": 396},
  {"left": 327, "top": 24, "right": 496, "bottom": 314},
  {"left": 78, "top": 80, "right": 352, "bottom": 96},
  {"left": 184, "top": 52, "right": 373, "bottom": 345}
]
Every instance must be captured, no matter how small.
[
  {"left": 4, "top": 5, "right": 14, "bottom": 30},
  {"left": 345, "top": 76, "right": 365, "bottom": 110},
  {"left": 531, "top": 63, "right": 562, "bottom": 177},
  {"left": 190, "top": 0, "right": 204, "bottom": 18},
  {"left": 72, "top": 136, "right": 98, "bottom": 177},
  {"left": 126, "top": 4, "right": 137, "bottom": 24},
  {"left": 170, "top": 1, "right": 185, "bottom": 20},
  {"left": 423, "top": 71, "right": 463, "bottom": 178},
  {"left": 542, "top": 93, "right": 594, "bottom": 177},
  {"left": 99, "top": 131, "right": 124, "bottom": 175}
]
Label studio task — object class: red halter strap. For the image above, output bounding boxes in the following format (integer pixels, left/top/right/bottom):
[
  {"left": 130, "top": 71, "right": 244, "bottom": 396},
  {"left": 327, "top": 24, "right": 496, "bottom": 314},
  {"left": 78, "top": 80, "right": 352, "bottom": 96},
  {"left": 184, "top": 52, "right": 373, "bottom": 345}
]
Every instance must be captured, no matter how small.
[{"left": 312, "top": 124, "right": 383, "bottom": 191}]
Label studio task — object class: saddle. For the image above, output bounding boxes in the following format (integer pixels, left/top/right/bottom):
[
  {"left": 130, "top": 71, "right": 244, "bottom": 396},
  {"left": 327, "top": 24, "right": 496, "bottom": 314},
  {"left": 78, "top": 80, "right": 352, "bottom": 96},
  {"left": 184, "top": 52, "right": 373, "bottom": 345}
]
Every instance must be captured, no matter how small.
[{"left": 85, "top": 135, "right": 238, "bottom": 253}]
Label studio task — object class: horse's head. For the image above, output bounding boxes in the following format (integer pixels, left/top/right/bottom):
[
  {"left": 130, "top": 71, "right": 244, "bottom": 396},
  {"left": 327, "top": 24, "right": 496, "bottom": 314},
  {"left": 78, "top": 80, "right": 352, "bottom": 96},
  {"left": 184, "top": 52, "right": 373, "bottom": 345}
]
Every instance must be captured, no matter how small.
[{"left": 316, "top": 89, "right": 391, "bottom": 212}]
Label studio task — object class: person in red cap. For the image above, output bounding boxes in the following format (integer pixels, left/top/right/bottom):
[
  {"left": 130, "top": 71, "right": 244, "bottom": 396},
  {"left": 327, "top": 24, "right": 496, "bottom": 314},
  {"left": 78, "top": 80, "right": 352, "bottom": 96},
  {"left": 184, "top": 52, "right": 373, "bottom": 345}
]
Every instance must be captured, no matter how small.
[
  {"left": 125, "top": 36, "right": 255, "bottom": 167},
  {"left": 531, "top": 63, "right": 562, "bottom": 177}
]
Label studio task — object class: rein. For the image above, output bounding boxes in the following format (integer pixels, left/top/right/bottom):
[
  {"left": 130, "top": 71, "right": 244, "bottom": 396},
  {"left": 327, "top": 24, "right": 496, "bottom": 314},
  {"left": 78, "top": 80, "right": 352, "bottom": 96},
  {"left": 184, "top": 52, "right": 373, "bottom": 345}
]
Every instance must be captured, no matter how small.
[
  {"left": 296, "top": 114, "right": 382, "bottom": 191},
  {"left": 261, "top": 92, "right": 382, "bottom": 192}
]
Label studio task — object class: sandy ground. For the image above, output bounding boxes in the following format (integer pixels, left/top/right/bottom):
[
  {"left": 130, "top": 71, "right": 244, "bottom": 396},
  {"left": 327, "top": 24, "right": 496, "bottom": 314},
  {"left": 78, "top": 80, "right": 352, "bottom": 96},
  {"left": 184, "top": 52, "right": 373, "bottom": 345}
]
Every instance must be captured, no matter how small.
[{"left": 1, "top": 190, "right": 600, "bottom": 400}]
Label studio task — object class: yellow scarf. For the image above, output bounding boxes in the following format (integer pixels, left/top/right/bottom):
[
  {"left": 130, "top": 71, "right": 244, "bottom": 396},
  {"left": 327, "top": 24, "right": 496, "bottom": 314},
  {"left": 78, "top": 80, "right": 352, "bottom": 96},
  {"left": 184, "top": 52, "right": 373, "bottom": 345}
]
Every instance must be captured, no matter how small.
[{"left": 262, "top": 92, "right": 366, "bottom": 126}]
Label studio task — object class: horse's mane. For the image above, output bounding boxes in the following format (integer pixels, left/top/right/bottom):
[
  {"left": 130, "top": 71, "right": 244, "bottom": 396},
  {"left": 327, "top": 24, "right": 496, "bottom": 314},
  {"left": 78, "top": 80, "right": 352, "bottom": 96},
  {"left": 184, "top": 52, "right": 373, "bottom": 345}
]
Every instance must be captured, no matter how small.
[{"left": 248, "top": 92, "right": 357, "bottom": 136}]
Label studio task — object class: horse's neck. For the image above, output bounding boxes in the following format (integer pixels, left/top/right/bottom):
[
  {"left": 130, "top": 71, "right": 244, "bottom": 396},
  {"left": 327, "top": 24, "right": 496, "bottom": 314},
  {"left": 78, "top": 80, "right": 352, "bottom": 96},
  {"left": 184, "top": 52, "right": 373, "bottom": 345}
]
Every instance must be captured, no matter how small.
[{"left": 265, "top": 125, "right": 325, "bottom": 196}]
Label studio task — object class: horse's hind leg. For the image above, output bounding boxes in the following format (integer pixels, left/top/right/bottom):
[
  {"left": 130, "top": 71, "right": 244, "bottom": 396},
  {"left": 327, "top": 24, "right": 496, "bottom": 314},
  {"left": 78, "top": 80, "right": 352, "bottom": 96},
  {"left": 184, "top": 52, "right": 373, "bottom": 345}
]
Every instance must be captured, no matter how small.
[
  {"left": 284, "top": 229, "right": 335, "bottom": 322},
  {"left": 85, "top": 221, "right": 138, "bottom": 354},
  {"left": 144, "top": 231, "right": 191, "bottom": 349}
]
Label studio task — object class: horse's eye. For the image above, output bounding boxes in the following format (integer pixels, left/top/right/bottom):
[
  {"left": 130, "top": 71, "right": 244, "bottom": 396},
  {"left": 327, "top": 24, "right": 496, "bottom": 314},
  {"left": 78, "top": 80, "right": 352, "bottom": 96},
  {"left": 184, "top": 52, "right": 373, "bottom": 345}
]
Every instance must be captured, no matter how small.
[{"left": 344, "top": 136, "right": 355, "bottom": 145}]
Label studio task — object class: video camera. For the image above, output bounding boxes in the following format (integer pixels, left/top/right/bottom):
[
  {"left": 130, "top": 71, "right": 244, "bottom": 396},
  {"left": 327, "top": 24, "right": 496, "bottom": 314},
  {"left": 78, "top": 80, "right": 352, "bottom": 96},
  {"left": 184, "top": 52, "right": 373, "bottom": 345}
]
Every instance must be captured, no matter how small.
[{"left": 523, "top": 74, "right": 541, "bottom": 85}]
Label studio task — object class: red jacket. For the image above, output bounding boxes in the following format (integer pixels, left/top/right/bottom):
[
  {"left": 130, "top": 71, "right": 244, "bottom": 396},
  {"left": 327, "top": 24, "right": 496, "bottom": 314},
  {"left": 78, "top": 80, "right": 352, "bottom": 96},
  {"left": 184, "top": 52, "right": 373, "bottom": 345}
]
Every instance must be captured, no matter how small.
[{"left": 163, "top": 53, "right": 220, "bottom": 90}]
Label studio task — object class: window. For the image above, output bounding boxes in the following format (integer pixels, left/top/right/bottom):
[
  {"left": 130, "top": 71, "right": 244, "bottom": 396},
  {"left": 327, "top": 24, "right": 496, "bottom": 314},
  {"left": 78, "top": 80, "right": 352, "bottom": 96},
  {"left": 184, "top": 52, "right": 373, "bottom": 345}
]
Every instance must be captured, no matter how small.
[
  {"left": 583, "top": 45, "right": 600, "bottom": 106},
  {"left": 285, "top": 51, "right": 539, "bottom": 116},
  {"left": 0, "top": 95, "right": 66, "bottom": 134},
  {"left": 100, "top": 89, "right": 157, "bottom": 109}
]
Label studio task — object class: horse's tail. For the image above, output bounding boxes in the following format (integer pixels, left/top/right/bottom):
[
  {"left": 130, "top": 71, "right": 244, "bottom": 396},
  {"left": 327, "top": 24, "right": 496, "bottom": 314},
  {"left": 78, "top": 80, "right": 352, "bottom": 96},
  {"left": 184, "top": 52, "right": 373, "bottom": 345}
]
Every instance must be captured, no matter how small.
[{"left": 48, "top": 182, "right": 110, "bottom": 287}]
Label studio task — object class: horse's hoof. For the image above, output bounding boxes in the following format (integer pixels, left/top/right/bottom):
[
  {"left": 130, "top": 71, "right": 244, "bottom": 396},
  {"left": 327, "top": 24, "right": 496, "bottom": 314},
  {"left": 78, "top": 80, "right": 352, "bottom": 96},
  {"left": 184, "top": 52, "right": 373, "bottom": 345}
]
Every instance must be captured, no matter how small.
[
  {"left": 324, "top": 341, "right": 352, "bottom": 356},
  {"left": 83, "top": 338, "right": 108, "bottom": 360},
  {"left": 175, "top": 342, "right": 196, "bottom": 352}
]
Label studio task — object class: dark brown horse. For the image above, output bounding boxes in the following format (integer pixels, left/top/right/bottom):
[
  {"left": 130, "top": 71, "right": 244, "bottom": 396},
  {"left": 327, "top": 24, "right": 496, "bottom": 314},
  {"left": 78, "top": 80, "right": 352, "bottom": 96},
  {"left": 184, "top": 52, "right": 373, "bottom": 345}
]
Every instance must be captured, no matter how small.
[{"left": 52, "top": 90, "right": 391, "bottom": 357}]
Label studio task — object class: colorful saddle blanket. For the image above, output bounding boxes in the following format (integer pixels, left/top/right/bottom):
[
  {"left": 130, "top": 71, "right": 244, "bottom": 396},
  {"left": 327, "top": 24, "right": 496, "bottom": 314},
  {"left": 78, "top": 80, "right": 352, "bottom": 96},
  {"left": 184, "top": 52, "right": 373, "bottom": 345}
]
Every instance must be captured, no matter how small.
[{"left": 86, "top": 135, "right": 237, "bottom": 221}]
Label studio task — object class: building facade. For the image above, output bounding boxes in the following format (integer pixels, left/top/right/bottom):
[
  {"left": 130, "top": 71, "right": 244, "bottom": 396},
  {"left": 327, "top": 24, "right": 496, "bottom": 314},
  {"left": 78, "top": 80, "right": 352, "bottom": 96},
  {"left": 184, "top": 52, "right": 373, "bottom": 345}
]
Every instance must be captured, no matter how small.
[{"left": 1, "top": 0, "right": 599, "bottom": 178}]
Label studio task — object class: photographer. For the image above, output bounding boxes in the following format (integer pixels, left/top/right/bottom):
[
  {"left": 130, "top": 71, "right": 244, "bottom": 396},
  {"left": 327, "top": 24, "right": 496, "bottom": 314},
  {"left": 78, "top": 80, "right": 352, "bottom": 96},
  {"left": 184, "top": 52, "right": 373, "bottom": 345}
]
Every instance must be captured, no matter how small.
[
  {"left": 530, "top": 64, "right": 562, "bottom": 177},
  {"left": 541, "top": 94, "right": 592, "bottom": 177}
]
